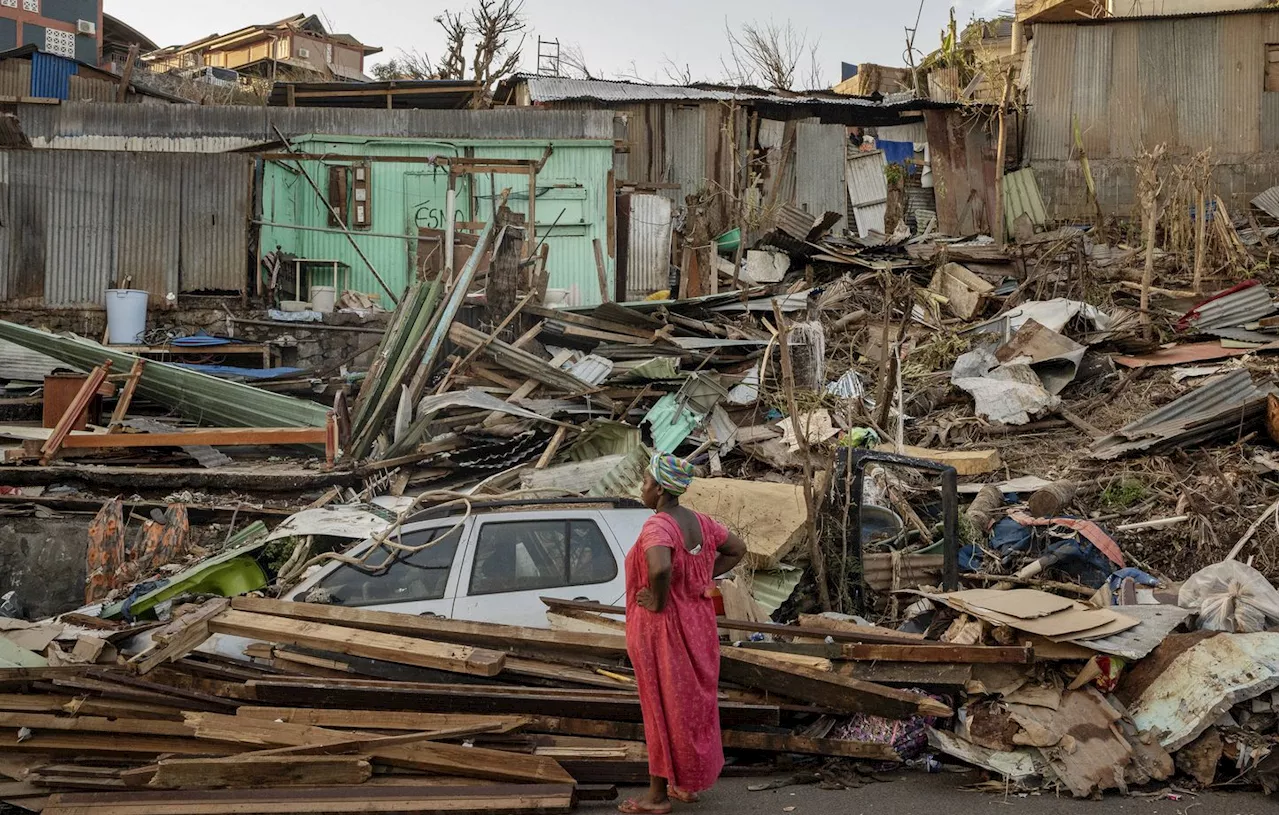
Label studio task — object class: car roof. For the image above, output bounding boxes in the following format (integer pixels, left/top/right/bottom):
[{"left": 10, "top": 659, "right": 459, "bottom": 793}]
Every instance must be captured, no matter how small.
[{"left": 404, "top": 496, "right": 645, "bottom": 525}]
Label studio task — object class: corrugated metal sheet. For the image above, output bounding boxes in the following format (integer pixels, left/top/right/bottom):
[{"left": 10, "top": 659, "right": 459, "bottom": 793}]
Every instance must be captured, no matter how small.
[
  {"left": 0, "top": 61, "right": 31, "bottom": 99},
  {"left": 1090, "top": 370, "right": 1268, "bottom": 458},
  {"left": 844, "top": 150, "right": 885, "bottom": 236},
  {"left": 665, "top": 105, "right": 708, "bottom": 202},
  {"left": 0, "top": 320, "right": 331, "bottom": 430},
  {"left": 626, "top": 194, "right": 672, "bottom": 299},
  {"left": 1174, "top": 17, "right": 1221, "bottom": 151},
  {"left": 522, "top": 75, "right": 744, "bottom": 103},
  {"left": 1219, "top": 13, "right": 1264, "bottom": 154},
  {"left": 1183, "top": 283, "right": 1276, "bottom": 332},
  {"left": 0, "top": 151, "right": 250, "bottom": 306},
  {"left": 1027, "top": 23, "right": 1077, "bottom": 161},
  {"left": 1138, "top": 21, "right": 1179, "bottom": 148},
  {"left": 1252, "top": 186, "right": 1279, "bottom": 219},
  {"left": 15, "top": 103, "right": 616, "bottom": 152},
  {"left": 1107, "top": 23, "right": 1141, "bottom": 159},
  {"left": 1003, "top": 167, "right": 1048, "bottom": 232},
  {"left": 0, "top": 339, "right": 71, "bottom": 381},
  {"left": 67, "top": 75, "right": 114, "bottom": 103},
  {"left": 1070, "top": 24, "right": 1111, "bottom": 157},
  {"left": 1261, "top": 92, "right": 1279, "bottom": 153},
  {"left": 795, "top": 121, "right": 847, "bottom": 231},
  {"left": 30, "top": 52, "right": 76, "bottom": 101},
  {"left": 181, "top": 155, "right": 251, "bottom": 293}
]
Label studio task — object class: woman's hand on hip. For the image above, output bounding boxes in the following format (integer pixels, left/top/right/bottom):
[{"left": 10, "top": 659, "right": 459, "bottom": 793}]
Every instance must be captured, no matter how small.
[{"left": 636, "top": 587, "right": 661, "bottom": 612}]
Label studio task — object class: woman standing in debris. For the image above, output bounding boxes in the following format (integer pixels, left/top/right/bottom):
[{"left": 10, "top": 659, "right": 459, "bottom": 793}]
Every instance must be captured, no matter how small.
[{"left": 620, "top": 453, "right": 748, "bottom": 814}]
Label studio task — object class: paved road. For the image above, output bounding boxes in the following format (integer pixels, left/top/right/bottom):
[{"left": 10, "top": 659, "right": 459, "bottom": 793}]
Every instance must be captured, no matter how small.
[{"left": 582, "top": 771, "right": 1272, "bottom": 815}]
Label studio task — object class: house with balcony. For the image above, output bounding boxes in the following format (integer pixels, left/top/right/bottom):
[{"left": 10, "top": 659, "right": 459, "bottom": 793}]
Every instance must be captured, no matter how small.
[{"left": 143, "top": 13, "right": 380, "bottom": 84}]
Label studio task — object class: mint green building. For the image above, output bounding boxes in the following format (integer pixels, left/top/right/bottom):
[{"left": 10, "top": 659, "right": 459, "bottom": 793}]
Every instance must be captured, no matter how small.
[{"left": 259, "top": 135, "right": 616, "bottom": 306}]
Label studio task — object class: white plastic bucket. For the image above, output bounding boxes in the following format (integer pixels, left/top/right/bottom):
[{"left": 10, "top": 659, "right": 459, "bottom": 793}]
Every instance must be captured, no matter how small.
[
  {"left": 104, "top": 289, "right": 148, "bottom": 345},
  {"left": 310, "top": 285, "right": 337, "bottom": 314}
]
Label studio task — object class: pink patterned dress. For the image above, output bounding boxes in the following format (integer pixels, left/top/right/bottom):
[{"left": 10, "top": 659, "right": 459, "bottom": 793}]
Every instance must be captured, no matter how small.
[{"left": 625, "top": 511, "right": 727, "bottom": 792}]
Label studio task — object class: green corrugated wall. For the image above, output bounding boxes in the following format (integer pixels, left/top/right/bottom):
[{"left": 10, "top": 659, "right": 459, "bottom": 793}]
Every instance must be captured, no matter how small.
[{"left": 259, "top": 135, "right": 615, "bottom": 307}]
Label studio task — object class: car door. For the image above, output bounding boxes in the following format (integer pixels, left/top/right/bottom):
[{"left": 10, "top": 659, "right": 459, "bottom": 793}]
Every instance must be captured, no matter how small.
[
  {"left": 285, "top": 519, "right": 470, "bottom": 618},
  {"left": 450, "top": 510, "right": 625, "bottom": 627}
]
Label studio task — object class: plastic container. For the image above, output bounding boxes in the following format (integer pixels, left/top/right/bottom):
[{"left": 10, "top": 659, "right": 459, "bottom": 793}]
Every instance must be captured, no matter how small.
[
  {"left": 714, "top": 228, "right": 741, "bottom": 254},
  {"left": 310, "top": 285, "right": 337, "bottom": 314},
  {"left": 280, "top": 300, "right": 310, "bottom": 312},
  {"left": 104, "top": 288, "right": 148, "bottom": 345}
]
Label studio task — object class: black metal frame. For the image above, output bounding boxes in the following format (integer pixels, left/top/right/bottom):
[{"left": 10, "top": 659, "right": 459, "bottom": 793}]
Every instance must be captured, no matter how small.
[{"left": 846, "top": 448, "right": 959, "bottom": 609}]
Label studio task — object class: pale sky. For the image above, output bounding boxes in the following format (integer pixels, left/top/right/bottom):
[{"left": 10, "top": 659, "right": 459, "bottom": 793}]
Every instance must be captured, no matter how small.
[{"left": 107, "top": 0, "right": 1008, "bottom": 88}]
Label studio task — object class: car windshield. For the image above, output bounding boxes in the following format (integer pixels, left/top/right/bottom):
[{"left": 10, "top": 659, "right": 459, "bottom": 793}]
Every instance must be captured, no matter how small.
[{"left": 310, "top": 525, "right": 461, "bottom": 607}]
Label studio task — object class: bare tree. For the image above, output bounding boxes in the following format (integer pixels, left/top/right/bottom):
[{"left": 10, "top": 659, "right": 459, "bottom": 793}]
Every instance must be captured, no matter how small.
[
  {"left": 558, "top": 42, "right": 594, "bottom": 79},
  {"left": 435, "top": 11, "right": 469, "bottom": 79},
  {"left": 723, "top": 20, "right": 823, "bottom": 90},
  {"left": 370, "top": 50, "right": 437, "bottom": 81},
  {"left": 470, "top": 0, "right": 527, "bottom": 93},
  {"left": 659, "top": 56, "right": 694, "bottom": 86}
]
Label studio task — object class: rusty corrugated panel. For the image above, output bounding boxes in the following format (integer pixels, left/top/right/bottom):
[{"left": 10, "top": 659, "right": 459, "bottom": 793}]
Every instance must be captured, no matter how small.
[
  {"left": 68, "top": 75, "right": 115, "bottom": 103},
  {"left": 2, "top": 151, "right": 250, "bottom": 306},
  {"left": 1070, "top": 24, "right": 1111, "bottom": 157},
  {"left": 1026, "top": 24, "right": 1076, "bottom": 161},
  {"left": 44, "top": 151, "right": 116, "bottom": 307},
  {"left": 1090, "top": 370, "right": 1268, "bottom": 459},
  {"left": 1138, "top": 20, "right": 1179, "bottom": 149},
  {"left": 845, "top": 150, "right": 888, "bottom": 237},
  {"left": 664, "top": 104, "right": 707, "bottom": 202},
  {"left": 181, "top": 155, "right": 251, "bottom": 293},
  {"left": 15, "top": 103, "right": 615, "bottom": 151},
  {"left": 1173, "top": 17, "right": 1221, "bottom": 153},
  {"left": 115, "top": 153, "right": 181, "bottom": 299},
  {"left": 625, "top": 194, "right": 672, "bottom": 300},
  {"left": 1108, "top": 23, "right": 1141, "bottom": 159},
  {"left": 1220, "top": 13, "right": 1266, "bottom": 155},
  {"left": 794, "top": 121, "right": 847, "bottom": 231},
  {"left": 1261, "top": 92, "right": 1278, "bottom": 153},
  {"left": 0, "top": 61, "right": 30, "bottom": 98}
]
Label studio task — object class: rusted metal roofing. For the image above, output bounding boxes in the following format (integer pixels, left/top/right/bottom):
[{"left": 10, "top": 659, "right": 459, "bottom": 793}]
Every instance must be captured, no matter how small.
[
  {"left": 1178, "top": 281, "right": 1277, "bottom": 334},
  {"left": 1090, "top": 370, "right": 1269, "bottom": 459},
  {"left": 0, "top": 151, "right": 250, "bottom": 305}
]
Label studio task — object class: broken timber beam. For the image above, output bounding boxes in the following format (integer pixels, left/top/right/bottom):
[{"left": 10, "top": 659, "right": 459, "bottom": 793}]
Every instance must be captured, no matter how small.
[
  {"left": 718, "top": 648, "right": 953, "bottom": 719},
  {"left": 836, "top": 643, "right": 1032, "bottom": 664},
  {"left": 148, "top": 755, "right": 372, "bottom": 790},
  {"left": 207, "top": 609, "right": 505, "bottom": 678}
]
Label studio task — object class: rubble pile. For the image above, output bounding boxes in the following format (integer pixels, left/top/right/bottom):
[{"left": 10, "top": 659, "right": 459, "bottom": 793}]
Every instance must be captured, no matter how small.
[{"left": 0, "top": 179, "right": 1276, "bottom": 811}]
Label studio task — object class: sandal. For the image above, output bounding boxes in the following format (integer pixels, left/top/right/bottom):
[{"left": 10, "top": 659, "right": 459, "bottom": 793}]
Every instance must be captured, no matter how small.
[
  {"left": 669, "top": 788, "right": 700, "bottom": 804},
  {"left": 617, "top": 799, "right": 673, "bottom": 814}
]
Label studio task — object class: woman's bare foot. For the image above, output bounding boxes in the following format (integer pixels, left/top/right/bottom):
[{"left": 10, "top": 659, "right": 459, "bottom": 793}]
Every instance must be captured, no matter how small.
[{"left": 669, "top": 787, "right": 700, "bottom": 803}]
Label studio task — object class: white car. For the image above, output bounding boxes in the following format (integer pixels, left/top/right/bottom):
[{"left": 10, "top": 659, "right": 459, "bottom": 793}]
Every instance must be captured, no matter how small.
[{"left": 279, "top": 497, "right": 651, "bottom": 626}]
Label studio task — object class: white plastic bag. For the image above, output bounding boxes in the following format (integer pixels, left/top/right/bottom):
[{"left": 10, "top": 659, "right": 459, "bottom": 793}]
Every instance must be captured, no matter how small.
[{"left": 1179, "top": 561, "right": 1280, "bottom": 633}]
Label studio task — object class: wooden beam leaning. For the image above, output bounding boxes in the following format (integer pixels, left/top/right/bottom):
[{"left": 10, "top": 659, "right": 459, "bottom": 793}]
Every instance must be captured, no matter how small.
[{"left": 207, "top": 609, "right": 505, "bottom": 678}]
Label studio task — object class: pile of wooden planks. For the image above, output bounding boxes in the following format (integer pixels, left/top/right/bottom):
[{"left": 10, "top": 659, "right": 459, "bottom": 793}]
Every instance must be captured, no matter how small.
[{"left": 0, "top": 596, "right": 1041, "bottom": 813}]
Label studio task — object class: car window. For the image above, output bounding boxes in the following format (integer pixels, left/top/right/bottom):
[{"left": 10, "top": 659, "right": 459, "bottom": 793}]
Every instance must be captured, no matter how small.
[
  {"left": 469, "top": 519, "right": 617, "bottom": 596},
  {"left": 312, "top": 525, "right": 461, "bottom": 607}
]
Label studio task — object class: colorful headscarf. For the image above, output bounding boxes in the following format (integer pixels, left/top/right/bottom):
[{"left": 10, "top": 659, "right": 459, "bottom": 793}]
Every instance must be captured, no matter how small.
[{"left": 650, "top": 453, "right": 695, "bottom": 496}]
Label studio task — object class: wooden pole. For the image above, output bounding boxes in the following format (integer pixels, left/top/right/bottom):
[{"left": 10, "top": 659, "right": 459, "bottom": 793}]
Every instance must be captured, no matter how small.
[
  {"left": 1140, "top": 195, "right": 1159, "bottom": 342},
  {"left": 444, "top": 177, "right": 457, "bottom": 283},
  {"left": 772, "top": 301, "right": 832, "bottom": 612},
  {"left": 592, "top": 238, "right": 610, "bottom": 304},
  {"left": 115, "top": 44, "right": 139, "bottom": 103},
  {"left": 993, "top": 69, "right": 1014, "bottom": 247},
  {"left": 1192, "top": 189, "right": 1207, "bottom": 292}
]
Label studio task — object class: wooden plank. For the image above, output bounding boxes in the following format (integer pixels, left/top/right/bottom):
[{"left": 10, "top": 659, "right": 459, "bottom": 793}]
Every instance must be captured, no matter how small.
[
  {"left": 106, "top": 359, "right": 145, "bottom": 431},
  {"left": 541, "top": 598, "right": 941, "bottom": 646},
  {"left": 149, "top": 756, "right": 371, "bottom": 790},
  {"left": 208, "top": 610, "right": 505, "bottom": 678},
  {"left": 235, "top": 708, "right": 532, "bottom": 734},
  {"left": 41, "top": 364, "right": 110, "bottom": 464},
  {"left": 592, "top": 239, "right": 610, "bottom": 304},
  {"left": 57, "top": 428, "right": 327, "bottom": 450},
  {"left": 0, "top": 713, "right": 193, "bottom": 739},
  {"left": 127, "top": 599, "right": 229, "bottom": 675},
  {"left": 230, "top": 597, "right": 629, "bottom": 661},
  {"left": 837, "top": 643, "right": 1033, "bottom": 664},
  {"left": 872, "top": 444, "right": 1001, "bottom": 476},
  {"left": 720, "top": 729, "right": 900, "bottom": 761},
  {"left": 523, "top": 305, "right": 653, "bottom": 339},
  {"left": 718, "top": 649, "right": 953, "bottom": 719},
  {"left": 0, "top": 729, "right": 228, "bottom": 757},
  {"left": 447, "top": 323, "right": 615, "bottom": 408},
  {"left": 245, "top": 680, "right": 779, "bottom": 726},
  {"left": 43, "top": 784, "right": 574, "bottom": 815},
  {"left": 183, "top": 713, "right": 573, "bottom": 785},
  {"left": 837, "top": 662, "right": 973, "bottom": 689}
]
